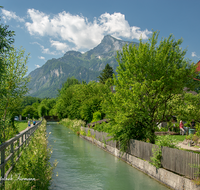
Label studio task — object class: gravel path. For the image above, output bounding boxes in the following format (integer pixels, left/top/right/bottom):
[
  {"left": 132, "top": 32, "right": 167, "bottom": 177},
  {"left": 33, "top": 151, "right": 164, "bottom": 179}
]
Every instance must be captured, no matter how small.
[{"left": 177, "top": 142, "right": 200, "bottom": 152}]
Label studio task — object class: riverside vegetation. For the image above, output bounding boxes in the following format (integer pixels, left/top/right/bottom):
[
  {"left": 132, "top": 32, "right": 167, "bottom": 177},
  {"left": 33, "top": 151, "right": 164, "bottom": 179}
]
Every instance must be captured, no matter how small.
[{"left": 5, "top": 120, "right": 56, "bottom": 190}]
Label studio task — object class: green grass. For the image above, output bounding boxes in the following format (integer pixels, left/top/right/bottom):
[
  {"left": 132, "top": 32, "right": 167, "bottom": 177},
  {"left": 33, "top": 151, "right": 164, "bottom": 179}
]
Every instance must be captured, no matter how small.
[
  {"left": 15, "top": 121, "right": 28, "bottom": 132},
  {"left": 172, "top": 135, "right": 186, "bottom": 142},
  {"left": 156, "top": 135, "right": 186, "bottom": 142}
]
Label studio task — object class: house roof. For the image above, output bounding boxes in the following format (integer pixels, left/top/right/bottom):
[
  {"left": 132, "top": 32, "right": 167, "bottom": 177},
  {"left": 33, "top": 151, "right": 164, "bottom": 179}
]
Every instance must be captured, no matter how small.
[{"left": 196, "top": 60, "right": 200, "bottom": 72}]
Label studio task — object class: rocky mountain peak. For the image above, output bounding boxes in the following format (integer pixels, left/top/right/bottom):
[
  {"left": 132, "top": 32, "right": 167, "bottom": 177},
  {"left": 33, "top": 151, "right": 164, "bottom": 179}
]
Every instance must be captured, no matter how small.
[
  {"left": 64, "top": 50, "right": 82, "bottom": 57},
  {"left": 101, "top": 35, "right": 119, "bottom": 44}
]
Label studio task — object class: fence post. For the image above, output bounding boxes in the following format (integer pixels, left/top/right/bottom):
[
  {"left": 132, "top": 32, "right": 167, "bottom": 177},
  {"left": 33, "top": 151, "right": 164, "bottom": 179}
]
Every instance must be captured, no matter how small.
[
  {"left": 11, "top": 142, "right": 14, "bottom": 167},
  {"left": 18, "top": 138, "right": 20, "bottom": 158},
  {"left": 25, "top": 132, "right": 27, "bottom": 146},
  {"left": 1, "top": 149, "right": 5, "bottom": 188}
]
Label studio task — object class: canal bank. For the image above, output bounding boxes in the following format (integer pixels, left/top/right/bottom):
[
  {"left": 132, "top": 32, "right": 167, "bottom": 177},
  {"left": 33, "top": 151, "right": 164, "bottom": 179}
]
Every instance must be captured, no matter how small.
[
  {"left": 47, "top": 123, "right": 169, "bottom": 190},
  {"left": 80, "top": 134, "right": 199, "bottom": 190}
]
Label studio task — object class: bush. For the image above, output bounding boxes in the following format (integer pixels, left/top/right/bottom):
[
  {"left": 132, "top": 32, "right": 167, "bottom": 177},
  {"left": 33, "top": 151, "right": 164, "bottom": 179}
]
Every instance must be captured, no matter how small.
[
  {"left": 91, "top": 111, "right": 102, "bottom": 123},
  {"left": 155, "top": 135, "right": 178, "bottom": 148},
  {"left": 150, "top": 145, "right": 162, "bottom": 169},
  {"left": 195, "top": 122, "right": 200, "bottom": 137}
]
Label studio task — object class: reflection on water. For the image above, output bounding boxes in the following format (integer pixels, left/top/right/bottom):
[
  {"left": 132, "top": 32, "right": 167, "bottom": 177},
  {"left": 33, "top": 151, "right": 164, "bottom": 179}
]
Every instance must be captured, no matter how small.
[{"left": 47, "top": 124, "right": 169, "bottom": 190}]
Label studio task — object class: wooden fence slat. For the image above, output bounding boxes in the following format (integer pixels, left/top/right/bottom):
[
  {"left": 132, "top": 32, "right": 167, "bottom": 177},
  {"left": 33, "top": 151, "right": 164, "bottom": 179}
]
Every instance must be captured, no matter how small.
[{"left": 0, "top": 120, "right": 42, "bottom": 186}]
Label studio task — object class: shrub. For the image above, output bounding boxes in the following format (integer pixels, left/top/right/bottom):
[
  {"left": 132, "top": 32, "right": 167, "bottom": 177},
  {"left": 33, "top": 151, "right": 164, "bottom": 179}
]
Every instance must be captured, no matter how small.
[
  {"left": 91, "top": 111, "right": 102, "bottom": 123},
  {"left": 155, "top": 135, "right": 178, "bottom": 148},
  {"left": 150, "top": 145, "right": 162, "bottom": 169}
]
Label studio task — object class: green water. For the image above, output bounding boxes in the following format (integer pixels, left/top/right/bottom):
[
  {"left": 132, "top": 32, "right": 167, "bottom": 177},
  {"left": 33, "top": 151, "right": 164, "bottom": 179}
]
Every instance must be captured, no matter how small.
[{"left": 47, "top": 124, "right": 169, "bottom": 190}]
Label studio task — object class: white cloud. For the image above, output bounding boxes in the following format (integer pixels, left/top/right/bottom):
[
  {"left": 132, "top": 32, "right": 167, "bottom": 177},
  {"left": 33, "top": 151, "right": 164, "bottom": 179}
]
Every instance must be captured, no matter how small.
[
  {"left": 192, "top": 52, "right": 197, "bottom": 57},
  {"left": 1, "top": 9, "right": 25, "bottom": 22},
  {"left": 50, "top": 40, "right": 69, "bottom": 53},
  {"left": 32, "top": 42, "right": 57, "bottom": 55},
  {"left": 38, "top": 56, "right": 45, "bottom": 60},
  {"left": 25, "top": 9, "right": 152, "bottom": 51},
  {"left": 192, "top": 52, "right": 200, "bottom": 58},
  {"left": 35, "top": 64, "right": 40, "bottom": 68}
]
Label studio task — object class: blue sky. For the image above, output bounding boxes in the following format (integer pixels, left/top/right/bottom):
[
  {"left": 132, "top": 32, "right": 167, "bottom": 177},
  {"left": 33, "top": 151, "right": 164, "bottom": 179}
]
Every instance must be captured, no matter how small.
[{"left": 1, "top": 0, "right": 200, "bottom": 75}]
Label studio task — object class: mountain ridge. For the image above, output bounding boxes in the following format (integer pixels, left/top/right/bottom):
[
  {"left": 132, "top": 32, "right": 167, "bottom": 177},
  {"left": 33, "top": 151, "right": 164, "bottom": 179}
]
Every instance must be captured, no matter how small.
[{"left": 27, "top": 35, "right": 138, "bottom": 98}]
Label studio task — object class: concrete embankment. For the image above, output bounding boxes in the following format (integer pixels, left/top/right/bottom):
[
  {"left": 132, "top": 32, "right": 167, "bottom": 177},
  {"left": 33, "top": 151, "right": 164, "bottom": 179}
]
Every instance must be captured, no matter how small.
[{"left": 80, "top": 135, "right": 200, "bottom": 190}]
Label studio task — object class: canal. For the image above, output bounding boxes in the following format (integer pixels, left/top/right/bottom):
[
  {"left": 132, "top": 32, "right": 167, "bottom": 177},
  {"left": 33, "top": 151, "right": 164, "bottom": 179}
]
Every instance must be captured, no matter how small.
[{"left": 47, "top": 123, "right": 169, "bottom": 190}]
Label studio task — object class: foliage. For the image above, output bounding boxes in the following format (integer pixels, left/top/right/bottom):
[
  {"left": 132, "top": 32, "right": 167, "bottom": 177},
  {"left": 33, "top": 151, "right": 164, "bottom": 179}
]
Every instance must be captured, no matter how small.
[
  {"left": 80, "top": 128, "right": 87, "bottom": 136},
  {"left": 156, "top": 127, "right": 168, "bottom": 132},
  {"left": 56, "top": 80, "right": 110, "bottom": 123},
  {"left": 93, "top": 122, "right": 112, "bottom": 133},
  {"left": 87, "top": 129, "right": 91, "bottom": 137},
  {"left": 5, "top": 120, "right": 55, "bottom": 190},
  {"left": 195, "top": 122, "right": 200, "bottom": 137},
  {"left": 0, "top": 47, "right": 30, "bottom": 143},
  {"left": 58, "top": 76, "right": 81, "bottom": 95},
  {"left": 91, "top": 111, "right": 102, "bottom": 123},
  {"left": 151, "top": 135, "right": 178, "bottom": 169},
  {"left": 0, "top": 18, "right": 15, "bottom": 54},
  {"left": 97, "top": 63, "right": 114, "bottom": 84},
  {"left": 150, "top": 145, "right": 162, "bottom": 169},
  {"left": 21, "top": 96, "right": 42, "bottom": 111},
  {"left": 101, "top": 31, "right": 197, "bottom": 151},
  {"left": 60, "top": 118, "right": 85, "bottom": 135},
  {"left": 155, "top": 135, "right": 178, "bottom": 148},
  {"left": 22, "top": 105, "right": 38, "bottom": 119},
  {"left": 38, "top": 104, "right": 48, "bottom": 117},
  {"left": 172, "top": 93, "right": 200, "bottom": 123}
]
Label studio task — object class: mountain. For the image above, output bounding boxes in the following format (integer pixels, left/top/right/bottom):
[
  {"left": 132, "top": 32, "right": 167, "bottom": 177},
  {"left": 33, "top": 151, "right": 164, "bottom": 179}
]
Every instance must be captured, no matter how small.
[{"left": 27, "top": 35, "right": 138, "bottom": 98}]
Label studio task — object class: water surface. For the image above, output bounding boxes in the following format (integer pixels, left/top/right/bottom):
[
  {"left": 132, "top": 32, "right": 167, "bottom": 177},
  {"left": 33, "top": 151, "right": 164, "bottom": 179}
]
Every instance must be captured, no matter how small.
[{"left": 47, "top": 124, "right": 169, "bottom": 190}]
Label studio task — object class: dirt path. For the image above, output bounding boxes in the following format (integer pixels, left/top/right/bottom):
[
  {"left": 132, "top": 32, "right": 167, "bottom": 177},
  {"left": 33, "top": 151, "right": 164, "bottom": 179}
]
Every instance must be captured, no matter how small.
[{"left": 177, "top": 142, "right": 200, "bottom": 152}]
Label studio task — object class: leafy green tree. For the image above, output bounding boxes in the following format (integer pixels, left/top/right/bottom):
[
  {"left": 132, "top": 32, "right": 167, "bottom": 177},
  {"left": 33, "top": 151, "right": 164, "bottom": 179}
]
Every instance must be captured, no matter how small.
[
  {"left": 0, "top": 17, "right": 15, "bottom": 88},
  {"left": 102, "top": 31, "right": 196, "bottom": 149},
  {"left": 0, "top": 47, "right": 29, "bottom": 142},
  {"left": 97, "top": 63, "right": 114, "bottom": 84},
  {"left": 38, "top": 104, "right": 48, "bottom": 117},
  {"left": 58, "top": 77, "right": 80, "bottom": 94},
  {"left": 22, "top": 105, "right": 38, "bottom": 119},
  {"left": 55, "top": 80, "right": 110, "bottom": 122},
  {"left": 170, "top": 93, "right": 200, "bottom": 123}
]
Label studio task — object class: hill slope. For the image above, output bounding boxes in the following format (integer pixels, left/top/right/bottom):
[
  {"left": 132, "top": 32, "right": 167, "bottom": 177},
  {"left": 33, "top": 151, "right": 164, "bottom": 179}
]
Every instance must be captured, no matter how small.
[{"left": 27, "top": 35, "right": 138, "bottom": 98}]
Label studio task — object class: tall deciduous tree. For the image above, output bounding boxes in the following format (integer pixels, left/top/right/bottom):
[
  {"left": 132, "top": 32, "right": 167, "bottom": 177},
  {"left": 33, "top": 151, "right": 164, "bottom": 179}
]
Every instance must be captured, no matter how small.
[
  {"left": 58, "top": 77, "right": 80, "bottom": 95},
  {"left": 102, "top": 31, "right": 196, "bottom": 148},
  {"left": 97, "top": 63, "right": 114, "bottom": 84},
  {"left": 0, "top": 47, "right": 30, "bottom": 142},
  {"left": 0, "top": 18, "right": 15, "bottom": 92}
]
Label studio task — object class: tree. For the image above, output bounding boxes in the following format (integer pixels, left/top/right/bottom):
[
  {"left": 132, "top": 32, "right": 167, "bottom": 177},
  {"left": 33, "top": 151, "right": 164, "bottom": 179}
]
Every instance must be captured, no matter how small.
[
  {"left": 102, "top": 31, "right": 196, "bottom": 149},
  {"left": 22, "top": 105, "right": 38, "bottom": 119},
  {"left": 97, "top": 63, "right": 114, "bottom": 84},
  {"left": 0, "top": 18, "right": 15, "bottom": 93},
  {"left": 55, "top": 80, "right": 110, "bottom": 122},
  {"left": 0, "top": 47, "right": 29, "bottom": 142},
  {"left": 58, "top": 77, "right": 80, "bottom": 95}
]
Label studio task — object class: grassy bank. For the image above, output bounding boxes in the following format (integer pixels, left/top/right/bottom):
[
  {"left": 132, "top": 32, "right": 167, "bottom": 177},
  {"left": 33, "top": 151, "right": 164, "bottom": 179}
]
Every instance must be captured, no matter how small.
[
  {"left": 5, "top": 120, "right": 55, "bottom": 190},
  {"left": 60, "top": 118, "right": 85, "bottom": 134},
  {"left": 14, "top": 120, "right": 28, "bottom": 132}
]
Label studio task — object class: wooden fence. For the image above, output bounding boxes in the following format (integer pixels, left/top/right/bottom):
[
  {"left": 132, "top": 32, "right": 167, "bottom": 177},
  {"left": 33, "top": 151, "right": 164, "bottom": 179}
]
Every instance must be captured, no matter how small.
[
  {"left": 0, "top": 120, "right": 42, "bottom": 187},
  {"left": 162, "top": 147, "right": 200, "bottom": 179},
  {"left": 128, "top": 139, "right": 157, "bottom": 162},
  {"left": 83, "top": 127, "right": 116, "bottom": 148},
  {"left": 82, "top": 126, "right": 200, "bottom": 179}
]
